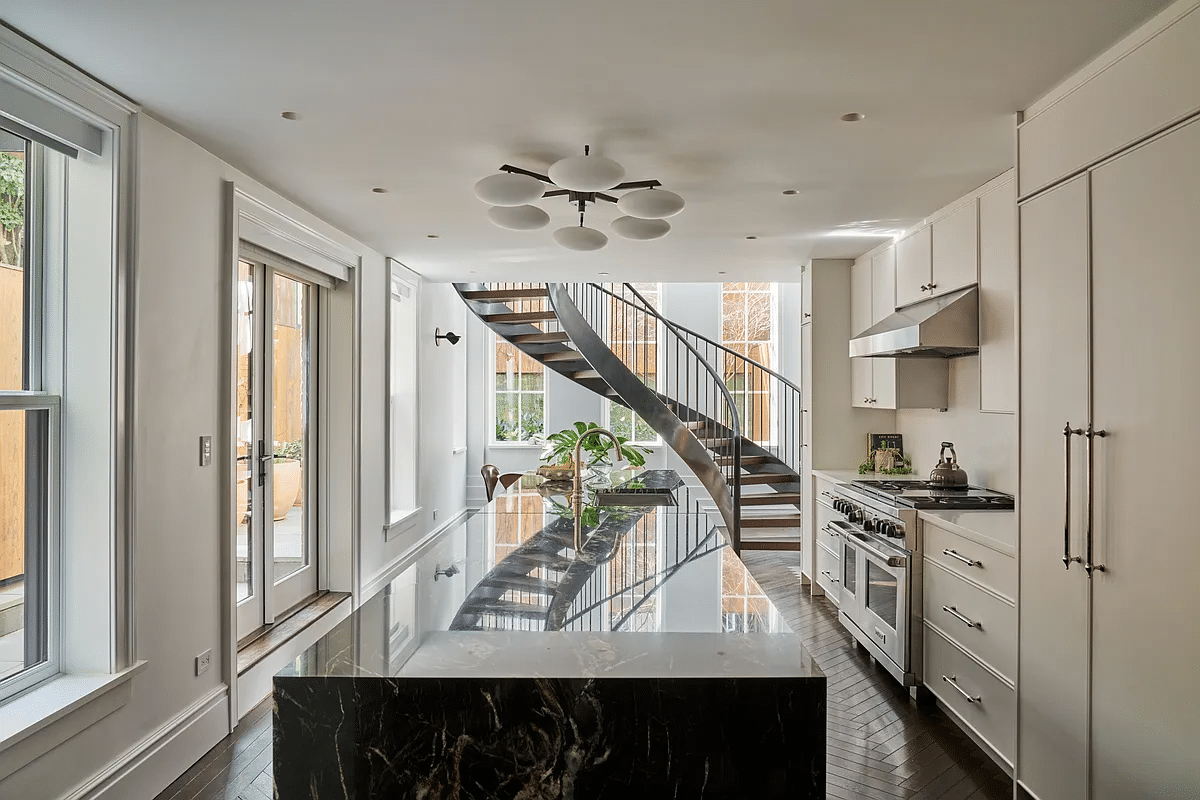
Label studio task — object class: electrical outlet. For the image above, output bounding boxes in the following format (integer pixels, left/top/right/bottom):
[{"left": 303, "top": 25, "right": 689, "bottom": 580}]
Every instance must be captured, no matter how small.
[
  {"left": 433, "top": 509, "right": 438, "bottom": 520},
  {"left": 195, "top": 649, "right": 212, "bottom": 676}
]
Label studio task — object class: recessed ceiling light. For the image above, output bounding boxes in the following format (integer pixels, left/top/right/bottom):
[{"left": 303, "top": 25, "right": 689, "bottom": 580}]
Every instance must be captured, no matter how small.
[
  {"left": 280, "top": 111, "right": 300, "bottom": 121},
  {"left": 598, "top": 271, "right": 610, "bottom": 275},
  {"left": 840, "top": 112, "right": 865, "bottom": 123},
  {"left": 782, "top": 189, "right": 798, "bottom": 196},
  {"left": 469, "top": 270, "right": 477, "bottom": 274},
  {"left": 717, "top": 271, "right": 727, "bottom": 275},
  {"left": 426, "top": 234, "right": 439, "bottom": 239},
  {"left": 372, "top": 187, "right": 388, "bottom": 194},
  {"left": 745, "top": 236, "right": 758, "bottom": 240}
]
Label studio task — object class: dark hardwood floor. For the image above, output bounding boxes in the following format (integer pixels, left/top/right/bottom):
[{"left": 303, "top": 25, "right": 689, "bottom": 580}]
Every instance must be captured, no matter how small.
[{"left": 156, "top": 551, "right": 1013, "bottom": 800}]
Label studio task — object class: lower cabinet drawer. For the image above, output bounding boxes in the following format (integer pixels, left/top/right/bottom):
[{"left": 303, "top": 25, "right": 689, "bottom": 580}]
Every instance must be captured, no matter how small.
[
  {"left": 817, "top": 516, "right": 843, "bottom": 554},
  {"left": 925, "top": 623, "right": 1015, "bottom": 765},
  {"left": 815, "top": 542, "right": 841, "bottom": 606},
  {"left": 925, "top": 523, "right": 1016, "bottom": 600},
  {"left": 924, "top": 562, "right": 1016, "bottom": 680}
]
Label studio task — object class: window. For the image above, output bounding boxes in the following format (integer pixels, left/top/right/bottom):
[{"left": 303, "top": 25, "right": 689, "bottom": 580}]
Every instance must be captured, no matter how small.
[
  {"left": 0, "top": 130, "right": 59, "bottom": 699},
  {"left": 604, "top": 282, "right": 660, "bottom": 444},
  {"left": 491, "top": 338, "right": 545, "bottom": 444},
  {"left": 721, "top": 282, "right": 776, "bottom": 444},
  {"left": 387, "top": 265, "right": 418, "bottom": 521}
]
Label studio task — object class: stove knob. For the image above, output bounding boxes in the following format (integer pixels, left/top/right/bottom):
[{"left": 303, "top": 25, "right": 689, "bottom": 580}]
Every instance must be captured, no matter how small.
[
  {"left": 850, "top": 506, "right": 864, "bottom": 523},
  {"left": 863, "top": 518, "right": 875, "bottom": 533},
  {"left": 891, "top": 524, "right": 905, "bottom": 539},
  {"left": 880, "top": 521, "right": 895, "bottom": 537}
]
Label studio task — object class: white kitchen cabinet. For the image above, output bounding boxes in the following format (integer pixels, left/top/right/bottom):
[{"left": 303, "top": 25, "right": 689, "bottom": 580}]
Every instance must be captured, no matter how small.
[
  {"left": 978, "top": 176, "right": 1016, "bottom": 413},
  {"left": 1018, "top": 174, "right": 1091, "bottom": 800},
  {"left": 1017, "top": 117, "right": 1200, "bottom": 800},
  {"left": 895, "top": 226, "right": 931, "bottom": 308},
  {"left": 895, "top": 203, "right": 980, "bottom": 310},
  {"left": 850, "top": 247, "right": 947, "bottom": 410},
  {"left": 930, "top": 201, "right": 979, "bottom": 297}
]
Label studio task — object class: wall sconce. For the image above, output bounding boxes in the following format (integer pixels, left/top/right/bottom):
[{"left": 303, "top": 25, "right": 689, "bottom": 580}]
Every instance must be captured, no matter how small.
[{"left": 434, "top": 327, "right": 461, "bottom": 346}]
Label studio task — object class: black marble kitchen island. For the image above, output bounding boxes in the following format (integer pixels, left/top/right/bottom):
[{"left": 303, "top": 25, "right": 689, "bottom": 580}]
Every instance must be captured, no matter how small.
[{"left": 274, "top": 472, "right": 825, "bottom": 799}]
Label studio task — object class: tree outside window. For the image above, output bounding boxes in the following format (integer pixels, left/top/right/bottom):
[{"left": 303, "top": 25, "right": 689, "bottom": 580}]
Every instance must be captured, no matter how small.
[{"left": 721, "top": 282, "right": 775, "bottom": 444}]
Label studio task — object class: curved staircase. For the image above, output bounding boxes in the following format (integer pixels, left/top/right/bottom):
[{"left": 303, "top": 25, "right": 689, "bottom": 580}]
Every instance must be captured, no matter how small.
[{"left": 456, "top": 281, "right": 804, "bottom": 554}]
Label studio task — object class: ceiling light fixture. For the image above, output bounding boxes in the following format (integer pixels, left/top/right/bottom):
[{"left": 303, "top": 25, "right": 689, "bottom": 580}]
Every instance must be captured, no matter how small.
[
  {"left": 782, "top": 189, "right": 798, "bottom": 195},
  {"left": 372, "top": 187, "right": 388, "bottom": 194},
  {"left": 840, "top": 112, "right": 865, "bottom": 122},
  {"left": 474, "top": 144, "right": 684, "bottom": 251},
  {"left": 281, "top": 111, "right": 300, "bottom": 121}
]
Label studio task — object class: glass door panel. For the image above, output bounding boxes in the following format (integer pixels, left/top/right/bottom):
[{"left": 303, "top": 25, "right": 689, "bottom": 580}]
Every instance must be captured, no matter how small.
[
  {"left": 235, "top": 260, "right": 260, "bottom": 637},
  {"left": 865, "top": 560, "right": 898, "bottom": 630},
  {"left": 270, "top": 273, "right": 315, "bottom": 612}
]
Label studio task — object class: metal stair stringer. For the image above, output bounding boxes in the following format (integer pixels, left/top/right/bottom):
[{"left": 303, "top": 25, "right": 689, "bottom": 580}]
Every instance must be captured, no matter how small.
[{"left": 547, "top": 283, "right": 745, "bottom": 551}]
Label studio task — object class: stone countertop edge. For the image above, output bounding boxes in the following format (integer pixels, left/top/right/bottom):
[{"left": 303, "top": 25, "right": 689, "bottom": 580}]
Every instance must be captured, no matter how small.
[
  {"left": 384, "top": 631, "right": 823, "bottom": 680},
  {"left": 813, "top": 469, "right": 933, "bottom": 484}
]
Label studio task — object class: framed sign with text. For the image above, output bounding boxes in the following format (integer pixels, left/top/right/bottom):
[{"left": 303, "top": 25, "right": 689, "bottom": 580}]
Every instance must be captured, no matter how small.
[{"left": 868, "top": 433, "right": 904, "bottom": 457}]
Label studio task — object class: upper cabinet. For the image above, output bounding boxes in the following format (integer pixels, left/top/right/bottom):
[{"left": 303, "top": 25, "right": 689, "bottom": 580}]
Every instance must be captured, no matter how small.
[
  {"left": 895, "top": 226, "right": 931, "bottom": 308},
  {"left": 850, "top": 245, "right": 947, "bottom": 410},
  {"left": 894, "top": 203, "right": 980, "bottom": 310},
  {"left": 978, "top": 175, "right": 1017, "bottom": 413},
  {"left": 931, "top": 202, "right": 979, "bottom": 296}
]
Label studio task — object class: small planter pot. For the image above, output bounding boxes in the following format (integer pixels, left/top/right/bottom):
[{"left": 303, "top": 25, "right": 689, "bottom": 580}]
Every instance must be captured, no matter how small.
[{"left": 273, "top": 459, "right": 303, "bottom": 520}]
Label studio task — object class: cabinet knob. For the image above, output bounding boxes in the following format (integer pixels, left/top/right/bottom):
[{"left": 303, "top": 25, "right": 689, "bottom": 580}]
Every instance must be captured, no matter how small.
[
  {"left": 919, "top": 284, "right": 929, "bottom": 291},
  {"left": 803, "top": 312, "right": 812, "bottom": 320},
  {"left": 928, "top": 283, "right": 937, "bottom": 290}
]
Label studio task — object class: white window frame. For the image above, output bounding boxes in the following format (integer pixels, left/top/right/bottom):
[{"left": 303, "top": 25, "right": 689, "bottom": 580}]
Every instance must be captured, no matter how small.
[
  {"left": 385, "top": 259, "right": 419, "bottom": 530},
  {"left": 488, "top": 331, "right": 547, "bottom": 448},
  {"left": 601, "top": 282, "right": 662, "bottom": 447},
  {"left": 720, "top": 282, "right": 779, "bottom": 447}
]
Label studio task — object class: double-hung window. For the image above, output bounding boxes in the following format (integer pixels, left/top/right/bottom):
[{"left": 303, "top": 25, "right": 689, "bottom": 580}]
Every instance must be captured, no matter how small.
[{"left": 0, "top": 129, "right": 59, "bottom": 699}]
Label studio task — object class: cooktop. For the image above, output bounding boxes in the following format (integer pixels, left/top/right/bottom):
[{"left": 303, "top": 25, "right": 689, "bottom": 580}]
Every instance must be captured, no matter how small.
[{"left": 851, "top": 479, "right": 1015, "bottom": 510}]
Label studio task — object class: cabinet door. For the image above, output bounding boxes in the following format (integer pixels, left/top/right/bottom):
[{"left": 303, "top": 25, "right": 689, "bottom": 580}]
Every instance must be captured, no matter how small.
[
  {"left": 979, "top": 179, "right": 1017, "bottom": 413},
  {"left": 895, "top": 226, "right": 931, "bottom": 308},
  {"left": 931, "top": 200, "right": 978, "bottom": 297},
  {"left": 1089, "top": 119, "right": 1200, "bottom": 799},
  {"left": 850, "top": 258, "right": 873, "bottom": 407},
  {"left": 870, "top": 245, "right": 896, "bottom": 323},
  {"left": 871, "top": 359, "right": 896, "bottom": 408},
  {"left": 1017, "top": 175, "right": 1090, "bottom": 800}
]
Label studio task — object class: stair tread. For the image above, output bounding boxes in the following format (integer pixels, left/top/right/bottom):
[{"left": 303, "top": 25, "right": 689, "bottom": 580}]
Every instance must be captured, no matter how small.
[
  {"left": 483, "top": 574, "right": 561, "bottom": 594},
  {"left": 740, "top": 516, "right": 801, "bottom": 527},
  {"left": 542, "top": 350, "right": 586, "bottom": 363},
  {"left": 483, "top": 311, "right": 558, "bottom": 323},
  {"left": 512, "top": 331, "right": 570, "bottom": 343},
  {"left": 739, "top": 540, "right": 803, "bottom": 552},
  {"left": 715, "top": 454, "right": 769, "bottom": 466},
  {"left": 462, "top": 288, "right": 548, "bottom": 300},
  {"left": 465, "top": 599, "right": 550, "bottom": 618},
  {"left": 740, "top": 473, "right": 797, "bottom": 485},
  {"left": 740, "top": 493, "right": 801, "bottom": 505}
]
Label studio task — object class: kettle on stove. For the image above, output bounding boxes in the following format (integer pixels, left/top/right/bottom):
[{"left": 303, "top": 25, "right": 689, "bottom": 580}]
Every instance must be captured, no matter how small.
[{"left": 929, "top": 442, "right": 969, "bottom": 487}]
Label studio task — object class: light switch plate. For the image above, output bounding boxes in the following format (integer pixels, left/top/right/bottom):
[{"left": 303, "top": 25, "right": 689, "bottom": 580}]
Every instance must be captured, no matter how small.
[{"left": 199, "top": 435, "right": 212, "bottom": 467}]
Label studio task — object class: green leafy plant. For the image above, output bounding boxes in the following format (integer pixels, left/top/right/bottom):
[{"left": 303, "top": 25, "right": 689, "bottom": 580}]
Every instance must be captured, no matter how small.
[
  {"left": 857, "top": 450, "right": 913, "bottom": 475},
  {"left": 0, "top": 152, "right": 26, "bottom": 270},
  {"left": 274, "top": 439, "right": 303, "bottom": 461},
  {"left": 539, "top": 421, "right": 652, "bottom": 468}
]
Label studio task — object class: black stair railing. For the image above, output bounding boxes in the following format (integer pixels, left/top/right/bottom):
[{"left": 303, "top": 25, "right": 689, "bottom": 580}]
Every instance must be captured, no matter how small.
[{"left": 551, "top": 282, "right": 745, "bottom": 549}]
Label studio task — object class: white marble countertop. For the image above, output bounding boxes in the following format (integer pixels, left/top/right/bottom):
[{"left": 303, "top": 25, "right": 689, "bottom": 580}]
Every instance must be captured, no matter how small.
[
  {"left": 397, "top": 632, "right": 822, "bottom": 679},
  {"left": 813, "top": 469, "right": 929, "bottom": 484}
]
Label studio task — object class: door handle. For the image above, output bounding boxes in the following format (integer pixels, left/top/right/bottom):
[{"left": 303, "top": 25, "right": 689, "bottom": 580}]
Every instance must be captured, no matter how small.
[
  {"left": 1085, "top": 424, "right": 1107, "bottom": 576},
  {"left": 257, "top": 440, "right": 270, "bottom": 487},
  {"left": 1063, "top": 424, "right": 1084, "bottom": 569}
]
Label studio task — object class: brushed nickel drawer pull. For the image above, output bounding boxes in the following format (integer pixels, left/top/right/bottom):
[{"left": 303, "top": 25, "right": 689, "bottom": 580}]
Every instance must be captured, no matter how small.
[
  {"left": 820, "top": 570, "right": 840, "bottom": 585},
  {"left": 942, "top": 674, "right": 981, "bottom": 704},
  {"left": 942, "top": 549, "right": 981, "bottom": 568},
  {"left": 1084, "top": 424, "right": 1107, "bottom": 577},
  {"left": 943, "top": 605, "right": 981, "bottom": 629}
]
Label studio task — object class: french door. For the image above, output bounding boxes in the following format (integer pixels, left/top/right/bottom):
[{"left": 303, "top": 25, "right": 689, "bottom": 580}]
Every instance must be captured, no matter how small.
[{"left": 235, "top": 256, "right": 319, "bottom": 640}]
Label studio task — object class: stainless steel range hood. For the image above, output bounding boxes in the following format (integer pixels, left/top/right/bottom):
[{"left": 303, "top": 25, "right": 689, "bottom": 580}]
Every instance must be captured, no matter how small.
[{"left": 850, "top": 286, "right": 978, "bottom": 358}]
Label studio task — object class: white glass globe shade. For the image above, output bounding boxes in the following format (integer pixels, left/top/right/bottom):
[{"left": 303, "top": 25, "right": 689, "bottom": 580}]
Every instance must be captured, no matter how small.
[
  {"left": 552, "top": 226, "right": 608, "bottom": 251},
  {"left": 487, "top": 205, "right": 550, "bottom": 231},
  {"left": 611, "top": 216, "right": 670, "bottom": 240},
  {"left": 617, "top": 188, "right": 685, "bottom": 219},
  {"left": 548, "top": 154, "right": 625, "bottom": 191},
  {"left": 474, "top": 173, "right": 546, "bottom": 206}
]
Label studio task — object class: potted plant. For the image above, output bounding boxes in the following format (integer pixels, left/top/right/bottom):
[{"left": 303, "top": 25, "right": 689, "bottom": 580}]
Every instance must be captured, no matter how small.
[
  {"left": 272, "top": 440, "right": 303, "bottom": 520},
  {"left": 539, "top": 421, "right": 652, "bottom": 482}
]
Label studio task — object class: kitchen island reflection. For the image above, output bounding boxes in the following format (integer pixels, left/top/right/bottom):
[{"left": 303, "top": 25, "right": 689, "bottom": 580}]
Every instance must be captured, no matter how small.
[{"left": 274, "top": 471, "right": 825, "bottom": 799}]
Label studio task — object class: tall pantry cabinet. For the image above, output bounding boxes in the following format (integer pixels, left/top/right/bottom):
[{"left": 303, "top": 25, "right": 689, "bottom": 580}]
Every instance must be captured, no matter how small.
[{"left": 1017, "top": 11, "right": 1200, "bottom": 794}]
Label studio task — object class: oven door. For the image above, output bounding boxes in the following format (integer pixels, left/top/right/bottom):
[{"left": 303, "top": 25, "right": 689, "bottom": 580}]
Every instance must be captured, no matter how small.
[{"left": 840, "top": 530, "right": 910, "bottom": 674}]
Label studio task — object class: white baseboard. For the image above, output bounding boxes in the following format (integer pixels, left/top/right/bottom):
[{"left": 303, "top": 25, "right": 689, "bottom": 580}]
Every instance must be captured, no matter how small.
[
  {"left": 360, "top": 507, "right": 471, "bottom": 603},
  {"left": 67, "top": 687, "right": 228, "bottom": 800}
]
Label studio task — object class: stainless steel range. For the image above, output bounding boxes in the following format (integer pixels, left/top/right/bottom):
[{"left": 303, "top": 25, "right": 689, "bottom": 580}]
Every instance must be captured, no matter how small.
[{"left": 819, "top": 479, "right": 1013, "bottom": 687}]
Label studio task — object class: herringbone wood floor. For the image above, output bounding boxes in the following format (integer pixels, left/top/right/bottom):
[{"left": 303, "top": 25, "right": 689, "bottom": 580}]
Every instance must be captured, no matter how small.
[{"left": 156, "top": 552, "right": 1013, "bottom": 800}]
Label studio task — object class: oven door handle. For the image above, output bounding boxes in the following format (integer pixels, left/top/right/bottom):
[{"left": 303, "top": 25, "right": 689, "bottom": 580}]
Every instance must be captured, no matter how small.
[{"left": 838, "top": 527, "right": 909, "bottom": 568}]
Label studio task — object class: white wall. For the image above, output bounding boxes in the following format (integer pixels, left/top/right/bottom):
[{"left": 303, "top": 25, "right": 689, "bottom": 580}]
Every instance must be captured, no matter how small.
[
  {"left": 896, "top": 356, "right": 1016, "bottom": 494},
  {"left": 0, "top": 113, "right": 468, "bottom": 799}
]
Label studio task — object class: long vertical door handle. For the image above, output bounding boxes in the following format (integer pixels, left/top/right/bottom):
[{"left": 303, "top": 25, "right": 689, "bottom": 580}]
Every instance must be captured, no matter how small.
[
  {"left": 1084, "top": 424, "right": 1107, "bottom": 576},
  {"left": 1063, "top": 424, "right": 1083, "bottom": 568}
]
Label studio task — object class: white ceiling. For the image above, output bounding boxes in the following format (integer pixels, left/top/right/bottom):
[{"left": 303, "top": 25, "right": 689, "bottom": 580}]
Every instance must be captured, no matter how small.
[{"left": 0, "top": 0, "right": 1170, "bottom": 281}]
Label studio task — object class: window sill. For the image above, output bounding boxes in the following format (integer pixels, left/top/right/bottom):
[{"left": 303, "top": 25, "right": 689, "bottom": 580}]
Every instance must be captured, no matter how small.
[
  {"left": 384, "top": 507, "right": 421, "bottom": 541},
  {"left": 0, "top": 661, "right": 147, "bottom": 762},
  {"left": 488, "top": 442, "right": 542, "bottom": 449}
]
